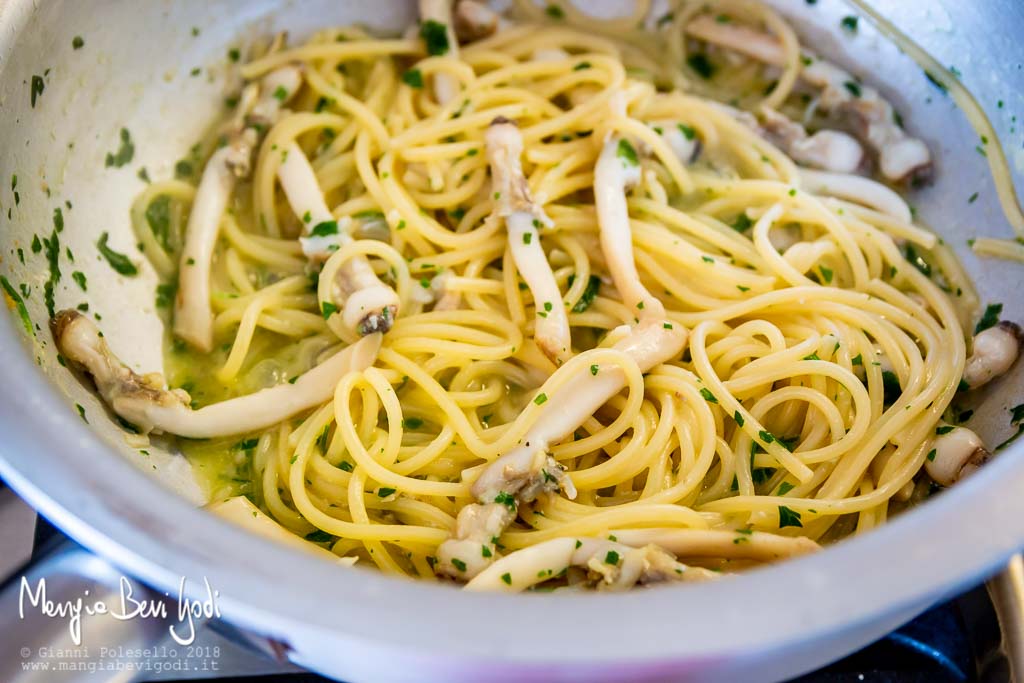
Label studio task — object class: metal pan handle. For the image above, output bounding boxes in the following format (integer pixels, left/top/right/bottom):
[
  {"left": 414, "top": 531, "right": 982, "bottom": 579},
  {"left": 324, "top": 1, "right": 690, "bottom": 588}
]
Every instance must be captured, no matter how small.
[{"left": 988, "top": 554, "right": 1024, "bottom": 683}]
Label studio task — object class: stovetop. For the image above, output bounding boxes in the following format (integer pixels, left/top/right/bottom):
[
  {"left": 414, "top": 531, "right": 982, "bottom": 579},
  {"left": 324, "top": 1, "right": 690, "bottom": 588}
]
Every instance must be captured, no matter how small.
[{"left": 1, "top": 484, "right": 1013, "bottom": 683}]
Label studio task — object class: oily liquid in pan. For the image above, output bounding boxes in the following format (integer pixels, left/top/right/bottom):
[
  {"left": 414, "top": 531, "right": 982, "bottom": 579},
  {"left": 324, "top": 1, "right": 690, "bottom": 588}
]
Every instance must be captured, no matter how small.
[{"left": 116, "top": 0, "right": 990, "bottom": 588}]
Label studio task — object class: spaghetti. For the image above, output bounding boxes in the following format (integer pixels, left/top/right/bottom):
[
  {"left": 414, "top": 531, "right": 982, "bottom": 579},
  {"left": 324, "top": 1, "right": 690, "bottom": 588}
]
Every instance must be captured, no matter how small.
[{"left": 79, "top": 0, "right": 1010, "bottom": 590}]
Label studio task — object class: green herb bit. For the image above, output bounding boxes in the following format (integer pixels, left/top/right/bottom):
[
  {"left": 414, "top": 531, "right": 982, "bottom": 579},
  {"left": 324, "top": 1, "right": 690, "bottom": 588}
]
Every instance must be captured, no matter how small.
[
  {"left": 687, "top": 53, "right": 715, "bottom": 79},
  {"left": 420, "top": 19, "right": 450, "bottom": 56},
  {"left": 616, "top": 138, "right": 639, "bottom": 166},
  {"left": 310, "top": 220, "right": 338, "bottom": 236},
  {"left": 494, "top": 491, "right": 517, "bottom": 511},
  {"left": 778, "top": 505, "right": 803, "bottom": 528},
  {"left": 0, "top": 276, "right": 34, "bottom": 336},
  {"left": 30, "top": 75, "right": 45, "bottom": 108},
  {"left": 402, "top": 69, "right": 424, "bottom": 89},
  {"left": 569, "top": 274, "right": 601, "bottom": 312},
  {"left": 545, "top": 4, "right": 565, "bottom": 19},
  {"left": 155, "top": 281, "right": 177, "bottom": 308},
  {"left": 974, "top": 303, "right": 1002, "bottom": 334},
  {"left": 96, "top": 232, "right": 138, "bottom": 275},
  {"left": 105, "top": 128, "right": 135, "bottom": 168}
]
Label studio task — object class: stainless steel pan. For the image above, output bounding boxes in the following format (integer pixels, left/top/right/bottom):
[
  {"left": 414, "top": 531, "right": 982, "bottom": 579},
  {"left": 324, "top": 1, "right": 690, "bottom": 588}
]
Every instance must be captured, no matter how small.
[{"left": 0, "top": 1, "right": 1021, "bottom": 681}]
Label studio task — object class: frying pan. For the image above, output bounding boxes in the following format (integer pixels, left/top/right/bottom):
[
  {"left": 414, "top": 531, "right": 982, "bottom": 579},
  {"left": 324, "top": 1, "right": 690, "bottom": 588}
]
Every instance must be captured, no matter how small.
[{"left": 0, "top": 1, "right": 1022, "bottom": 681}]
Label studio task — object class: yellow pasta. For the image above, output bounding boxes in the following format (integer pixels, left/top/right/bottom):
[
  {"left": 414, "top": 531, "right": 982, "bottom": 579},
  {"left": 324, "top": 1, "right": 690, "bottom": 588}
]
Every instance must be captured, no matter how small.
[{"left": 133, "top": 2, "right": 988, "bottom": 587}]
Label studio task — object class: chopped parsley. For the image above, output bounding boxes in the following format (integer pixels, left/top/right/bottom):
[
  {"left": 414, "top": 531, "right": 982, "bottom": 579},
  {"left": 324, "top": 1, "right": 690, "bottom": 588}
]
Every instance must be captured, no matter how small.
[
  {"left": 759, "top": 430, "right": 776, "bottom": 444},
  {"left": 777, "top": 482, "right": 795, "bottom": 496},
  {"left": 105, "top": 128, "right": 135, "bottom": 168},
  {"left": 501, "top": 572, "right": 512, "bottom": 585},
  {"left": 974, "top": 303, "right": 1002, "bottom": 334},
  {"left": 30, "top": 75, "right": 45, "bottom": 108},
  {"left": 604, "top": 550, "right": 620, "bottom": 565},
  {"left": 903, "top": 244, "right": 931, "bottom": 277},
  {"left": 840, "top": 15, "right": 859, "bottom": 32},
  {"left": 235, "top": 437, "right": 259, "bottom": 451},
  {"left": 590, "top": 364, "right": 599, "bottom": 376},
  {"left": 936, "top": 425, "right": 955, "bottom": 435},
  {"left": 0, "top": 276, "right": 34, "bottom": 336},
  {"left": 72, "top": 36, "right": 85, "bottom": 49},
  {"left": 310, "top": 220, "right": 338, "bottom": 236},
  {"left": 401, "top": 417, "right": 424, "bottom": 430},
  {"left": 731, "top": 213, "right": 753, "bottom": 232},
  {"left": 926, "top": 449, "right": 937, "bottom": 462},
  {"left": 534, "top": 392, "right": 548, "bottom": 405},
  {"left": 420, "top": 20, "right": 450, "bottom": 56},
  {"left": 778, "top": 505, "right": 803, "bottom": 528},
  {"left": 569, "top": 274, "right": 601, "bottom": 312},
  {"left": 843, "top": 81, "right": 862, "bottom": 98},
  {"left": 377, "top": 487, "right": 396, "bottom": 498},
  {"left": 678, "top": 123, "right": 697, "bottom": 140},
  {"left": 494, "top": 491, "right": 516, "bottom": 511},
  {"left": 851, "top": 353, "right": 863, "bottom": 366},
  {"left": 545, "top": 4, "right": 565, "bottom": 19},
  {"left": 734, "top": 411, "right": 744, "bottom": 426},
  {"left": 305, "top": 530, "right": 334, "bottom": 543},
  {"left": 321, "top": 301, "right": 339, "bottom": 319},
  {"left": 482, "top": 545, "right": 492, "bottom": 558},
  {"left": 523, "top": 232, "right": 533, "bottom": 245},
  {"left": 71, "top": 271, "right": 87, "bottom": 291},
  {"left": 145, "top": 195, "right": 173, "bottom": 250},
  {"left": 882, "top": 370, "right": 901, "bottom": 405},
  {"left": 700, "top": 387, "right": 718, "bottom": 403},
  {"left": 687, "top": 53, "right": 715, "bottom": 79},
  {"left": 96, "top": 232, "right": 138, "bottom": 276},
  {"left": 42, "top": 229, "right": 61, "bottom": 316},
  {"left": 402, "top": 69, "right": 424, "bottom": 89},
  {"left": 925, "top": 70, "right": 948, "bottom": 95},
  {"left": 53, "top": 207, "right": 64, "bottom": 233},
  {"left": 451, "top": 558, "right": 467, "bottom": 572},
  {"left": 272, "top": 85, "right": 288, "bottom": 101},
  {"left": 616, "top": 138, "right": 639, "bottom": 166},
  {"left": 155, "top": 281, "right": 177, "bottom": 308},
  {"left": 174, "top": 160, "right": 194, "bottom": 179}
]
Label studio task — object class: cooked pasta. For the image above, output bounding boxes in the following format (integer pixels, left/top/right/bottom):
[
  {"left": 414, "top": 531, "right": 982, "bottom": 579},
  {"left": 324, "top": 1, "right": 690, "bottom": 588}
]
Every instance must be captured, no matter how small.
[{"left": 53, "top": 0, "right": 1021, "bottom": 592}]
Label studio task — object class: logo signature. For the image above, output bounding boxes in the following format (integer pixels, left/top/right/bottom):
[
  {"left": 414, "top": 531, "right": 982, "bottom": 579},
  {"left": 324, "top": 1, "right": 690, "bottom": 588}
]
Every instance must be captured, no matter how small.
[{"left": 18, "top": 575, "right": 221, "bottom": 646}]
